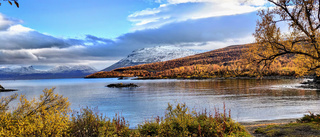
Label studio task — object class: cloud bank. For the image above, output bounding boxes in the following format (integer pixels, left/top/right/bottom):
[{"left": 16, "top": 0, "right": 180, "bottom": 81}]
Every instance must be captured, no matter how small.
[
  {"left": 129, "top": 0, "right": 266, "bottom": 30},
  {"left": 0, "top": 1, "right": 263, "bottom": 70}
]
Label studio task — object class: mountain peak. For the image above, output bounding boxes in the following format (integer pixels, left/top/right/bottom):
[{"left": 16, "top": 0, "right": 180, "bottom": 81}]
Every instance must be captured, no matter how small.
[
  {"left": 50, "top": 65, "right": 97, "bottom": 73},
  {"left": 0, "top": 65, "right": 97, "bottom": 80},
  {"left": 102, "top": 46, "right": 200, "bottom": 71}
]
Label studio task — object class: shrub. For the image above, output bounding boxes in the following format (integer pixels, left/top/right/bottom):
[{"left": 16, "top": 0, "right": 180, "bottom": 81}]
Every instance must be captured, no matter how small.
[
  {"left": 138, "top": 103, "right": 250, "bottom": 137},
  {"left": 0, "top": 89, "right": 249, "bottom": 137},
  {"left": 297, "top": 112, "right": 320, "bottom": 123},
  {"left": 0, "top": 88, "right": 70, "bottom": 136},
  {"left": 69, "top": 107, "right": 131, "bottom": 137},
  {"left": 0, "top": 88, "right": 132, "bottom": 136}
]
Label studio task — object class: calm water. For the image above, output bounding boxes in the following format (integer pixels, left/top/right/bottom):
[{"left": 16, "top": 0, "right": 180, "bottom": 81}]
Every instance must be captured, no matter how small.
[{"left": 0, "top": 78, "right": 319, "bottom": 128}]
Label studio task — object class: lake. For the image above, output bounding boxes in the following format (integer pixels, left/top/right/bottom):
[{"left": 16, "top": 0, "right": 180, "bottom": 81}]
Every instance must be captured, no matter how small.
[{"left": 0, "top": 78, "right": 319, "bottom": 128}]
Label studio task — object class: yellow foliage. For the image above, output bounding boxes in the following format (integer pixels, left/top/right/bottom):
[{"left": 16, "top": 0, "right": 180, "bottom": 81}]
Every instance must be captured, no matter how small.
[
  {"left": 0, "top": 88, "right": 70, "bottom": 136},
  {"left": 0, "top": 90, "right": 250, "bottom": 136},
  {"left": 245, "top": 0, "right": 320, "bottom": 77},
  {"left": 0, "top": 88, "right": 132, "bottom": 136}
]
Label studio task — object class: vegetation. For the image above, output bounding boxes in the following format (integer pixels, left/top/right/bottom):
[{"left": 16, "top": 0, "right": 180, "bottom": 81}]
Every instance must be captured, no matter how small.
[
  {"left": 86, "top": 45, "right": 245, "bottom": 78},
  {"left": 138, "top": 103, "right": 250, "bottom": 137},
  {"left": 0, "top": 88, "right": 70, "bottom": 136},
  {"left": 254, "top": 112, "right": 320, "bottom": 136},
  {"left": 86, "top": 44, "right": 298, "bottom": 79},
  {"left": 68, "top": 107, "right": 131, "bottom": 137},
  {"left": 0, "top": 88, "right": 250, "bottom": 136},
  {"left": 85, "top": 0, "right": 320, "bottom": 81},
  {"left": 0, "top": 0, "right": 19, "bottom": 8},
  {"left": 247, "top": 0, "right": 320, "bottom": 77}
]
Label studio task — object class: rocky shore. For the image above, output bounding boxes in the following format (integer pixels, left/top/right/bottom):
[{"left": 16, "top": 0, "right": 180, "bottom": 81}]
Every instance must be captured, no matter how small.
[{"left": 0, "top": 85, "right": 17, "bottom": 92}]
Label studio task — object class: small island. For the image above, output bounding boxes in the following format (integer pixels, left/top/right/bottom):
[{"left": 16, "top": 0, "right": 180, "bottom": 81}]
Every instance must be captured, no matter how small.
[{"left": 106, "top": 83, "right": 138, "bottom": 88}]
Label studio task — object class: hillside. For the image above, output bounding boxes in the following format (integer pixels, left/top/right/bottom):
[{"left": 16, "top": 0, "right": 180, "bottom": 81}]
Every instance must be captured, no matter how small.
[
  {"left": 115, "top": 44, "right": 243, "bottom": 71},
  {"left": 86, "top": 44, "right": 246, "bottom": 78},
  {"left": 86, "top": 44, "right": 296, "bottom": 79},
  {"left": 103, "top": 46, "right": 200, "bottom": 71}
]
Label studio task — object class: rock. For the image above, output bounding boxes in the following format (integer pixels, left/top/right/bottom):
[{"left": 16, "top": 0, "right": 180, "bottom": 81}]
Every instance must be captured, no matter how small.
[
  {"left": 118, "top": 77, "right": 130, "bottom": 80},
  {"left": 0, "top": 85, "right": 17, "bottom": 92},
  {"left": 300, "top": 78, "right": 320, "bottom": 89},
  {"left": 0, "top": 85, "right": 4, "bottom": 90},
  {"left": 106, "top": 83, "right": 138, "bottom": 88}
]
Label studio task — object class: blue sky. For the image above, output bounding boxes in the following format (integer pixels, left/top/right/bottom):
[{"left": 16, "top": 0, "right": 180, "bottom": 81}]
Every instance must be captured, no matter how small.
[
  {"left": 0, "top": 0, "right": 159, "bottom": 38},
  {"left": 0, "top": 0, "right": 267, "bottom": 70}
]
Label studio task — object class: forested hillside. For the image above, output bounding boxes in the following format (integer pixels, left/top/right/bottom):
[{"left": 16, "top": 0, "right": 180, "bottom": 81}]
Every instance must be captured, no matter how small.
[{"left": 86, "top": 44, "right": 297, "bottom": 79}]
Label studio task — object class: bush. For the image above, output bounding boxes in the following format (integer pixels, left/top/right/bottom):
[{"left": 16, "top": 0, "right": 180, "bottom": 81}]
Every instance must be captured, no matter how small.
[
  {"left": 138, "top": 103, "right": 250, "bottom": 137},
  {"left": 297, "top": 112, "right": 320, "bottom": 123},
  {"left": 69, "top": 107, "right": 131, "bottom": 137},
  {"left": 0, "top": 88, "right": 133, "bottom": 137},
  {"left": 0, "top": 89, "right": 249, "bottom": 136},
  {"left": 0, "top": 88, "right": 70, "bottom": 136}
]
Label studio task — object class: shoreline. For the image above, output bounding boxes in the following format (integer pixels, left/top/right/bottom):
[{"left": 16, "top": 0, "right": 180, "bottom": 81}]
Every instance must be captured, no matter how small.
[
  {"left": 239, "top": 118, "right": 297, "bottom": 126},
  {"left": 130, "top": 75, "right": 304, "bottom": 80},
  {"left": 240, "top": 118, "right": 298, "bottom": 136}
]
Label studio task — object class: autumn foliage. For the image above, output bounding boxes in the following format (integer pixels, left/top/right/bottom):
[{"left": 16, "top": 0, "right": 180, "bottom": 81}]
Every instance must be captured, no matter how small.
[
  {"left": 0, "top": 89, "right": 250, "bottom": 136},
  {"left": 0, "top": 88, "right": 131, "bottom": 136},
  {"left": 138, "top": 103, "right": 250, "bottom": 136},
  {"left": 87, "top": 0, "right": 320, "bottom": 79},
  {"left": 0, "top": 88, "right": 70, "bottom": 136},
  {"left": 86, "top": 44, "right": 298, "bottom": 79},
  {"left": 247, "top": 0, "right": 320, "bottom": 77},
  {"left": 0, "top": 0, "right": 19, "bottom": 8}
]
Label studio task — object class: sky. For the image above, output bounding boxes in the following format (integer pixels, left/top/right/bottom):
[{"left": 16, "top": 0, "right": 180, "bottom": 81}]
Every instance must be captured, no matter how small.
[{"left": 0, "top": 0, "right": 267, "bottom": 70}]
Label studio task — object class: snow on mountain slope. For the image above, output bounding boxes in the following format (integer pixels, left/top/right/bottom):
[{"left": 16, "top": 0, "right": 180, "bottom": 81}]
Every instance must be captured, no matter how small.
[
  {"left": 0, "top": 66, "right": 42, "bottom": 74},
  {"left": 50, "top": 65, "right": 97, "bottom": 73},
  {"left": 0, "top": 65, "right": 97, "bottom": 79},
  {"left": 103, "top": 46, "right": 200, "bottom": 71}
]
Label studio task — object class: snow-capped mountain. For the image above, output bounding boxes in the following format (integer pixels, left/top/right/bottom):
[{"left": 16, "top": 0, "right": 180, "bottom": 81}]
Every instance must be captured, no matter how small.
[
  {"left": 50, "top": 65, "right": 96, "bottom": 73},
  {"left": 103, "top": 46, "right": 200, "bottom": 71},
  {"left": 0, "top": 65, "right": 97, "bottom": 80},
  {"left": 0, "top": 66, "right": 42, "bottom": 74},
  {"left": 14, "top": 66, "right": 38, "bottom": 74}
]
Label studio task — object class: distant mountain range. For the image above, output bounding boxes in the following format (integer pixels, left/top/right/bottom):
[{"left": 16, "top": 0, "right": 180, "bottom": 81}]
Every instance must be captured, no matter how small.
[
  {"left": 0, "top": 46, "right": 202, "bottom": 80},
  {"left": 102, "top": 46, "right": 201, "bottom": 71},
  {"left": 0, "top": 65, "right": 97, "bottom": 80}
]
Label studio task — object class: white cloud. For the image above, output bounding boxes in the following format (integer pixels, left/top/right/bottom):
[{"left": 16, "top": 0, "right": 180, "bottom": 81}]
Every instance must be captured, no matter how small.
[
  {"left": 0, "top": 13, "right": 22, "bottom": 31},
  {"left": 185, "top": 36, "right": 255, "bottom": 50},
  {"left": 167, "top": 0, "right": 267, "bottom": 5},
  {"left": 154, "top": 0, "right": 163, "bottom": 3},
  {"left": 129, "top": 8, "right": 161, "bottom": 17},
  {"left": 167, "top": 0, "right": 211, "bottom": 4},
  {"left": 0, "top": 23, "right": 69, "bottom": 50},
  {"left": 0, "top": 49, "right": 39, "bottom": 63},
  {"left": 129, "top": 0, "right": 266, "bottom": 30},
  {"left": 7, "top": 24, "right": 34, "bottom": 34},
  {"left": 0, "top": 4, "right": 258, "bottom": 70}
]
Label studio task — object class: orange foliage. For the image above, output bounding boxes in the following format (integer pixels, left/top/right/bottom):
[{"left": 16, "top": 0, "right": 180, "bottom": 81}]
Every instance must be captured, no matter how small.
[{"left": 86, "top": 44, "right": 298, "bottom": 79}]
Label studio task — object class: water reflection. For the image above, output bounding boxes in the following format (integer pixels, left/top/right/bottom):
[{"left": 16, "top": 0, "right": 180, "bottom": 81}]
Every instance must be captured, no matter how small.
[{"left": 0, "top": 78, "right": 319, "bottom": 128}]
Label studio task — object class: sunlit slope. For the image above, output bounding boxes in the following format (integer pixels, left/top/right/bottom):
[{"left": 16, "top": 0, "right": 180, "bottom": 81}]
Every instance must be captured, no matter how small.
[{"left": 86, "top": 44, "right": 249, "bottom": 78}]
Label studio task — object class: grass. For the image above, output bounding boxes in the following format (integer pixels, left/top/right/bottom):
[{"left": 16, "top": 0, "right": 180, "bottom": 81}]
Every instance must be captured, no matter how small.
[{"left": 254, "top": 112, "right": 320, "bottom": 137}]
